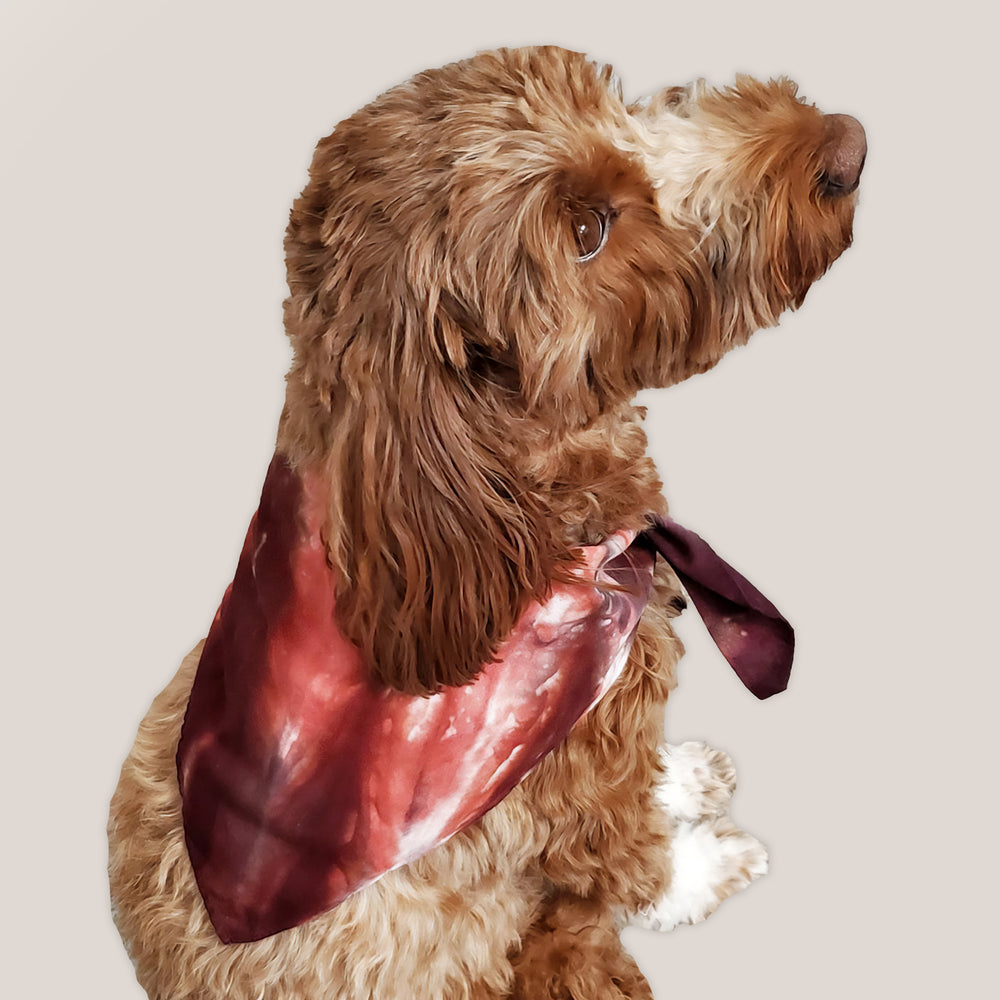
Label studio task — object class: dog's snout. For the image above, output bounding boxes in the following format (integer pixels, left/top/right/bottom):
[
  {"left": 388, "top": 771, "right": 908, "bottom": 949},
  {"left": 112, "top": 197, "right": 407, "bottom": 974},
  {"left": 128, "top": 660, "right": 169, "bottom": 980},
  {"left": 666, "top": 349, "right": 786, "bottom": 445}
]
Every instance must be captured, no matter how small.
[{"left": 819, "top": 113, "right": 866, "bottom": 198}]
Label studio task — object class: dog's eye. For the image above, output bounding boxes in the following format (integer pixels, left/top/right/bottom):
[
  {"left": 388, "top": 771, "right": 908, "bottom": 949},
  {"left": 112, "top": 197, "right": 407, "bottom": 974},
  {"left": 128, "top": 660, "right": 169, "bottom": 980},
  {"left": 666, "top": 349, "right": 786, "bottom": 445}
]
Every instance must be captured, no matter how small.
[{"left": 572, "top": 207, "right": 609, "bottom": 261}]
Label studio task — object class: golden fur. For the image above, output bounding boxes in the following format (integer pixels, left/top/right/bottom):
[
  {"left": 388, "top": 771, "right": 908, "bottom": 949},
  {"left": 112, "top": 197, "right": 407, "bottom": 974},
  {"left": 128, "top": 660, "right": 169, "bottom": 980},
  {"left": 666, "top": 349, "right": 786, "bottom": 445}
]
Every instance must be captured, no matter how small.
[{"left": 109, "top": 46, "right": 860, "bottom": 999}]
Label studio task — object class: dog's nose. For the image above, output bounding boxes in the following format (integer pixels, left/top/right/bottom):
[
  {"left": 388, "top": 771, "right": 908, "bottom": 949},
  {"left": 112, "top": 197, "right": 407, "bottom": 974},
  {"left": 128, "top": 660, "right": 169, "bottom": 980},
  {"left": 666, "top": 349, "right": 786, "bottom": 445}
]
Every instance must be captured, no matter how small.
[{"left": 819, "top": 114, "right": 866, "bottom": 198}]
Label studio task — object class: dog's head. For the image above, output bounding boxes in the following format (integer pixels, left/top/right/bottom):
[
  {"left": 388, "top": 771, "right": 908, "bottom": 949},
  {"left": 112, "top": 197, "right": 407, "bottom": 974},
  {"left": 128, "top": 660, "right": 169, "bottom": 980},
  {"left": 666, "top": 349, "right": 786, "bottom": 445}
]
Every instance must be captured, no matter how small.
[{"left": 276, "top": 46, "right": 863, "bottom": 694}]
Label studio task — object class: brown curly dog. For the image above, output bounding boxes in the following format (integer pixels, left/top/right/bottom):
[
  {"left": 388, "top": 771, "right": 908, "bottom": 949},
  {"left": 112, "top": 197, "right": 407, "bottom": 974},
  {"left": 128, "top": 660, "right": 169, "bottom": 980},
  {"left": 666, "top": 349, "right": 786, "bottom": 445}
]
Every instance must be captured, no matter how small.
[{"left": 109, "top": 45, "right": 864, "bottom": 1000}]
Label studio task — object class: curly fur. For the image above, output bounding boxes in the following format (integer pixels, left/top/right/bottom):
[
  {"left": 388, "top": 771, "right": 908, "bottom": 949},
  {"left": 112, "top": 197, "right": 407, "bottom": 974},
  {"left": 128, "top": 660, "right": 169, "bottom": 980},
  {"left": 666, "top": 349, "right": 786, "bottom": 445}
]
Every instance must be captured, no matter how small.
[{"left": 109, "top": 45, "right": 860, "bottom": 999}]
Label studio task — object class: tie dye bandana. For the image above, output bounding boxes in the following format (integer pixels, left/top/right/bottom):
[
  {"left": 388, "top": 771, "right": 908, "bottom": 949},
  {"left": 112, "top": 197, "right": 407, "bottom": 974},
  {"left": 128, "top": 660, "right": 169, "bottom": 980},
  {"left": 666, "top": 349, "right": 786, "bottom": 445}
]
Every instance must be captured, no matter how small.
[{"left": 178, "top": 455, "right": 791, "bottom": 942}]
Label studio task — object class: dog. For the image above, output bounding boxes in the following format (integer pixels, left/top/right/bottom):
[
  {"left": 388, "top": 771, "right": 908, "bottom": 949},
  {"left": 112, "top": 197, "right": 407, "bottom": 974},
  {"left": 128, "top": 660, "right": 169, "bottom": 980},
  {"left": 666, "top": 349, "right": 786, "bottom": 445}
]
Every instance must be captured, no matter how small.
[{"left": 108, "top": 45, "right": 864, "bottom": 1000}]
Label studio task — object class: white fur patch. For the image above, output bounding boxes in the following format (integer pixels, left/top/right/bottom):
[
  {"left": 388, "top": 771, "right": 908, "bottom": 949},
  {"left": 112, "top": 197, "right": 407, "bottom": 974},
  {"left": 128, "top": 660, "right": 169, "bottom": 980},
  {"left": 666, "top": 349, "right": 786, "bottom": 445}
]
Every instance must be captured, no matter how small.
[
  {"left": 655, "top": 741, "right": 736, "bottom": 822},
  {"left": 631, "top": 741, "right": 767, "bottom": 932},
  {"left": 633, "top": 817, "right": 768, "bottom": 931}
]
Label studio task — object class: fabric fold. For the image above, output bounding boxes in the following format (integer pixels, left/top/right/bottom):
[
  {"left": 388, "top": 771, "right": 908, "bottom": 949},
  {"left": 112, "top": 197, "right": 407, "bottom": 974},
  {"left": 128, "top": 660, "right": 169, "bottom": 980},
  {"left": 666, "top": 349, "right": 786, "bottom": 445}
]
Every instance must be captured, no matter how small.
[{"left": 643, "top": 516, "right": 794, "bottom": 699}]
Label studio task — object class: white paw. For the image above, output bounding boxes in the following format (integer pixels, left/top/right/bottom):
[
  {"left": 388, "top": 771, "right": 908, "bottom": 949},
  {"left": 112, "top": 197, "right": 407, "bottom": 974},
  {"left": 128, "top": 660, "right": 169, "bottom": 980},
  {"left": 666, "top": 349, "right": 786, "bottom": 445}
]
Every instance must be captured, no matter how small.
[
  {"left": 632, "top": 816, "right": 768, "bottom": 932},
  {"left": 656, "top": 742, "right": 737, "bottom": 823}
]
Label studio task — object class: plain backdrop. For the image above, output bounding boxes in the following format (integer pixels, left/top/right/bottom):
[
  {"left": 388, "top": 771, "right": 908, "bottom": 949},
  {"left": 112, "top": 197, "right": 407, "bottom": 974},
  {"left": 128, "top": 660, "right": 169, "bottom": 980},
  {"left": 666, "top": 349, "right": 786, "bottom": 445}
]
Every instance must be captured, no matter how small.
[{"left": 3, "top": 1, "right": 996, "bottom": 997}]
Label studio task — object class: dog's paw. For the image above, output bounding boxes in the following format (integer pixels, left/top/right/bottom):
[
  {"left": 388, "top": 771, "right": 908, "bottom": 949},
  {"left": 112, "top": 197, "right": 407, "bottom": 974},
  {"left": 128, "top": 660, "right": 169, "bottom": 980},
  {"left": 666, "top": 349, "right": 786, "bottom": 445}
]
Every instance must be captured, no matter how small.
[
  {"left": 630, "top": 816, "right": 768, "bottom": 932},
  {"left": 655, "top": 742, "right": 737, "bottom": 823}
]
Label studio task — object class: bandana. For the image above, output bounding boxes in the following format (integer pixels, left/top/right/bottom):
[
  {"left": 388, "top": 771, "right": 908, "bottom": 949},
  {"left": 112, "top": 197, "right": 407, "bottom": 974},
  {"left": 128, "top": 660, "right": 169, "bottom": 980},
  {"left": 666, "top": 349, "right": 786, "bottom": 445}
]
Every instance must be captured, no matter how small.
[{"left": 177, "top": 454, "right": 792, "bottom": 943}]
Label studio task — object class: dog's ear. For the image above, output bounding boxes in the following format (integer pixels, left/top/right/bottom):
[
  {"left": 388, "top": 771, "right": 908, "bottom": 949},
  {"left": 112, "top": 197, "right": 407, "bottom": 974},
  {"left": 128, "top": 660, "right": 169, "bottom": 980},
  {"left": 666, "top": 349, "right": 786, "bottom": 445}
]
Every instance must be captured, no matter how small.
[{"left": 278, "top": 136, "right": 565, "bottom": 696}]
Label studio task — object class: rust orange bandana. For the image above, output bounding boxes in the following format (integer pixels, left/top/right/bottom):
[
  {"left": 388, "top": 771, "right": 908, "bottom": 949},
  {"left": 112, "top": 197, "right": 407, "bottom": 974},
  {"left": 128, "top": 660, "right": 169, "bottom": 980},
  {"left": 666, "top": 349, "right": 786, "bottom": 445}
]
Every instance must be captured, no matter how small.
[{"left": 178, "top": 455, "right": 792, "bottom": 943}]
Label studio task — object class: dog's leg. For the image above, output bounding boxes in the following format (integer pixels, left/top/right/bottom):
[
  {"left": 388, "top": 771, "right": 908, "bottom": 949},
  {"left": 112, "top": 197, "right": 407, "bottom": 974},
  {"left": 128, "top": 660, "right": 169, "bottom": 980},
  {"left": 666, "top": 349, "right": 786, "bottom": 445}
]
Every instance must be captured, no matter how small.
[
  {"left": 511, "top": 892, "right": 653, "bottom": 1000},
  {"left": 511, "top": 606, "right": 674, "bottom": 999},
  {"left": 520, "top": 605, "right": 676, "bottom": 915},
  {"left": 630, "top": 741, "right": 768, "bottom": 932}
]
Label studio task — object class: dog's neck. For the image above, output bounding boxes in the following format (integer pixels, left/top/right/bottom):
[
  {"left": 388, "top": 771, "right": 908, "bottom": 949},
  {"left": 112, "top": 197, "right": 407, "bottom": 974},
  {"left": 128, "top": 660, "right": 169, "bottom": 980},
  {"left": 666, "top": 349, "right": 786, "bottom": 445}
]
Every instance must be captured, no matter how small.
[{"left": 511, "top": 401, "right": 667, "bottom": 548}]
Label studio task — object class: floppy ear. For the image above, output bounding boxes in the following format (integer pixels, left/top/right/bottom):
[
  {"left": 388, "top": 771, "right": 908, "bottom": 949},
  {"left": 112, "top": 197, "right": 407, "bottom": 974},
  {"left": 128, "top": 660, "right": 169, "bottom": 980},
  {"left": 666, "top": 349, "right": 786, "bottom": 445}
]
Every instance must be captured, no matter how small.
[{"left": 277, "top": 133, "right": 563, "bottom": 696}]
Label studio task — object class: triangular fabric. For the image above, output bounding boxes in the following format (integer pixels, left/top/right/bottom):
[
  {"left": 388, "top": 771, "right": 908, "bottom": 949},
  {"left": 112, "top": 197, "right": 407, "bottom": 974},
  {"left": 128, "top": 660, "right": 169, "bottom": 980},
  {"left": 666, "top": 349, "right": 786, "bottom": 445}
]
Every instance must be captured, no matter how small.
[{"left": 177, "top": 454, "right": 654, "bottom": 942}]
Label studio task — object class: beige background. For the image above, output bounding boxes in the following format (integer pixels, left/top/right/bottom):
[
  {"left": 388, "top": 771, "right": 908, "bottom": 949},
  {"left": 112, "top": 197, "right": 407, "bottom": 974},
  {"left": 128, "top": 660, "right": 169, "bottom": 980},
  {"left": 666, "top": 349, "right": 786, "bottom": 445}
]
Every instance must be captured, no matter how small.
[{"left": 3, "top": 1, "right": 996, "bottom": 996}]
